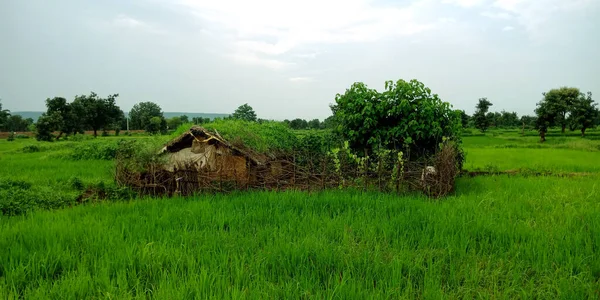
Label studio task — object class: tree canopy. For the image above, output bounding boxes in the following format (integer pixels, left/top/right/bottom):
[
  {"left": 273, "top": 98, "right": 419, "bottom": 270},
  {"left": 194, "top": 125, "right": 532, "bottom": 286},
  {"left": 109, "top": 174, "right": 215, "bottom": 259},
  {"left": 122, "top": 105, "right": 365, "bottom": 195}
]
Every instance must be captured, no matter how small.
[
  {"left": 129, "top": 102, "right": 167, "bottom": 133},
  {"left": 535, "top": 87, "right": 598, "bottom": 140},
  {"left": 231, "top": 103, "right": 257, "bottom": 122},
  {"left": 473, "top": 98, "right": 493, "bottom": 132},
  {"left": 331, "top": 79, "right": 461, "bottom": 159}
]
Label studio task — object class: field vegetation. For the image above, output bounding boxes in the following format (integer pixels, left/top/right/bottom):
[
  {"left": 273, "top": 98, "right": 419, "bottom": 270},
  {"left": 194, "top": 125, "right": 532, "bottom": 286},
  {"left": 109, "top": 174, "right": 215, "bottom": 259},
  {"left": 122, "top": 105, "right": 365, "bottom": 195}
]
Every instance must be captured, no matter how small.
[
  {"left": 1, "top": 81, "right": 600, "bottom": 298},
  {"left": 1, "top": 127, "right": 599, "bottom": 298}
]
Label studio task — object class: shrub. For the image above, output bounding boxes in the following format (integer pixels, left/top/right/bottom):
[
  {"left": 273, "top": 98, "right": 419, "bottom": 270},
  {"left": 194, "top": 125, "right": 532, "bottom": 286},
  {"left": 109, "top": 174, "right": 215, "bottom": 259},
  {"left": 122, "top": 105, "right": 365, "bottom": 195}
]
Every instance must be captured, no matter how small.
[
  {"left": 7, "top": 132, "right": 15, "bottom": 141},
  {"left": 15, "top": 134, "right": 29, "bottom": 139},
  {"left": 0, "top": 179, "right": 32, "bottom": 190},
  {"left": 69, "top": 140, "right": 120, "bottom": 160},
  {"left": 69, "top": 134, "right": 94, "bottom": 142},
  {"left": 68, "top": 176, "right": 85, "bottom": 191},
  {"left": 0, "top": 181, "right": 75, "bottom": 216},
  {"left": 22, "top": 145, "right": 41, "bottom": 153},
  {"left": 331, "top": 78, "right": 463, "bottom": 164}
]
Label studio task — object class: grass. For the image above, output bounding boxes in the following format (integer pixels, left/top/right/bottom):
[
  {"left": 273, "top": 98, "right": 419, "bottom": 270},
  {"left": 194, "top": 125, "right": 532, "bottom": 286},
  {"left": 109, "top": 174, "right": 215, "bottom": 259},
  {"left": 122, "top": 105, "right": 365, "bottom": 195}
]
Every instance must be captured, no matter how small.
[
  {"left": 462, "top": 131, "right": 600, "bottom": 172},
  {"left": 1, "top": 128, "right": 600, "bottom": 298},
  {"left": 1, "top": 176, "right": 599, "bottom": 298}
]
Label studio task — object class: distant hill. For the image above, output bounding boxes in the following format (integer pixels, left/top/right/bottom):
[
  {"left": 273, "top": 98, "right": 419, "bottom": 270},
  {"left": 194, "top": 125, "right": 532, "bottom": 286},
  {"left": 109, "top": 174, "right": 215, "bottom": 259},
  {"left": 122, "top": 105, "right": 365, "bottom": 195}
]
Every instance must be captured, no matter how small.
[
  {"left": 161, "top": 112, "right": 230, "bottom": 120},
  {"left": 12, "top": 111, "right": 230, "bottom": 121},
  {"left": 11, "top": 111, "right": 42, "bottom": 121}
]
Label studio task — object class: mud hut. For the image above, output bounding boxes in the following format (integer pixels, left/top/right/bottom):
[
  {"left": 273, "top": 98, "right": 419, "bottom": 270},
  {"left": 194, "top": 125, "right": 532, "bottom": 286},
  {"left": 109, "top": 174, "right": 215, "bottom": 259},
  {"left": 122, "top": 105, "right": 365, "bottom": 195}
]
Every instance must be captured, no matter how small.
[{"left": 159, "top": 126, "right": 269, "bottom": 183}]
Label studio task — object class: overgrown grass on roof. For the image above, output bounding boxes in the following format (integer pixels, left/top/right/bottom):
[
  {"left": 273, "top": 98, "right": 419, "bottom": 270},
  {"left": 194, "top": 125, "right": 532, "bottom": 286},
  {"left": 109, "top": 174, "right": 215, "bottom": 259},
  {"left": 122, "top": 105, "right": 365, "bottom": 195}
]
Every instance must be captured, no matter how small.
[{"left": 173, "top": 120, "right": 298, "bottom": 153}]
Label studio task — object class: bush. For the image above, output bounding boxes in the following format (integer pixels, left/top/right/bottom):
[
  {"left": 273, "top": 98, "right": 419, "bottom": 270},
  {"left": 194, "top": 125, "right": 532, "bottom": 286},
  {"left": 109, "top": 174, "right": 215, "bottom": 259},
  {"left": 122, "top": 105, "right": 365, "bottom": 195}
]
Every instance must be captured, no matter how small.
[
  {"left": 0, "top": 180, "right": 75, "bottom": 216},
  {"left": 22, "top": 145, "right": 41, "bottom": 153},
  {"left": 68, "top": 176, "right": 85, "bottom": 191},
  {"left": 0, "top": 179, "right": 32, "bottom": 190},
  {"left": 331, "top": 78, "right": 462, "bottom": 162},
  {"left": 15, "top": 134, "right": 29, "bottom": 139},
  {"left": 69, "top": 134, "right": 94, "bottom": 142},
  {"left": 69, "top": 140, "right": 120, "bottom": 160},
  {"left": 7, "top": 132, "right": 15, "bottom": 141}
]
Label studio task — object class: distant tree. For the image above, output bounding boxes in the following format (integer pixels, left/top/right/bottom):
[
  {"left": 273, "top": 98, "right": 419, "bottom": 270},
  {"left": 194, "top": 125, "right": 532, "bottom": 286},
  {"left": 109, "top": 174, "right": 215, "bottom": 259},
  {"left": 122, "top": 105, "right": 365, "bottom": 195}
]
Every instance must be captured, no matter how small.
[
  {"left": 473, "top": 98, "right": 493, "bottom": 132},
  {"left": 499, "top": 111, "right": 519, "bottom": 127},
  {"left": 0, "top": 100, "right": 10, "bottom": 131},
  {"left": 321, "top": 115, "right": 337, "bottom": 130},
  {"left": 456, "top": 110, "right": 470, "bottom": 128},
  {"left": 535, "top": 100, "right": 554, "bottom": 142},
  {"left": 192, "top": 117, "right": 211, "bottom": 125},
  {"left": 308, "top": 119, "right": 321, "bottom": 130},
  {"left": 486, "top": 112, "right": 501, "bottom": 128},
  {"left": 35, "top": 114, "right": 58, "bottom": 141},
  {"left": 231, "top": 103, "right": 257, "bottom": 122},
  {"left": 542, "top": 87, "right": 580, "bottom": 133},
  {"left": 180, "top": 115, "right": 189, "bottom": 124},
  {"left": 72, "top": 92, "right": 123, "bottom": 137},
  {"left": 44, "top": 97, "right": 84, "bottom": 139},
  {"left": 147, "top": 116, "right": 166, "bottom": 134},
  {"left": 289, "top": 118, "right": 309, "bottom": 130},
  {"left": 5, "top": 115, "right": 33, "bottom": 132},
  {"left": 520, "top": 115, "right": 537, "bottom": 128},
  {"left": 167, "top": 116, "right": 183, "bottom": 130},
  {"left": 129, "top": 102, "right": 167, "bottom": 133},
  {"left": 569, "top": 92, "right": 598, "bottom": 137}
]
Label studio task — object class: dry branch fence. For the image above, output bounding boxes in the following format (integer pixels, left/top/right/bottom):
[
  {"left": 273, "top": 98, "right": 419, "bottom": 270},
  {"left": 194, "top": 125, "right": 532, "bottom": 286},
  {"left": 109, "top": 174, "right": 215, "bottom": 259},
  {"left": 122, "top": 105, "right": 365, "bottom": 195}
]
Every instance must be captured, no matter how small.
[{"left": 115, "top": 144, "right": 459, "bottom": 198}]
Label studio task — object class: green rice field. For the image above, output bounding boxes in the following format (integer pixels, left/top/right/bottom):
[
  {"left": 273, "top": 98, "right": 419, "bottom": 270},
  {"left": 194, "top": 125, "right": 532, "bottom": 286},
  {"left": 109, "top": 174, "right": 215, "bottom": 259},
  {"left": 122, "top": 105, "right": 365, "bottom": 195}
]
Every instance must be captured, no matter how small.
[{"left": 1, "top": 129, "right": 599, "bottom": 298}]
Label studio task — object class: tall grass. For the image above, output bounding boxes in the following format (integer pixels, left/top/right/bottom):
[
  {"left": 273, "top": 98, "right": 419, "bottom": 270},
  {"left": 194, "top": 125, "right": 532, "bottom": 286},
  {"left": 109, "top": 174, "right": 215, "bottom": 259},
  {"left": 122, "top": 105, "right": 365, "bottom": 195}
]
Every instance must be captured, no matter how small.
[
  {"left": 173, "top": 120, "right": 299, "bottom": 153},
  {"left": 1, "top": 176, "right": 599, "bottom": 298}
]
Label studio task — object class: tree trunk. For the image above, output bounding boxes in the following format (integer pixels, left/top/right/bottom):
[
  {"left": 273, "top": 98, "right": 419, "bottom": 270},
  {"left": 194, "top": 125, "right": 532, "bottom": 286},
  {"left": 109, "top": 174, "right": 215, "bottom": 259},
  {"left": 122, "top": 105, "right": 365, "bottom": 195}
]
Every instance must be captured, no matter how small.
[
  {"left": 55, "top": 131, "right": 63, "bottom": 141},
  {"left": 93, "top": 128, "right": 98, "bottom": 137},
  {"left": 561, "top": 124, "right": 566, "bottom": 133},
  {"left": 581, "top": 127, "right": 586, "bottom": 137},
  {"left": 540, "top": 131, "right": 546, "bottom": 143}
]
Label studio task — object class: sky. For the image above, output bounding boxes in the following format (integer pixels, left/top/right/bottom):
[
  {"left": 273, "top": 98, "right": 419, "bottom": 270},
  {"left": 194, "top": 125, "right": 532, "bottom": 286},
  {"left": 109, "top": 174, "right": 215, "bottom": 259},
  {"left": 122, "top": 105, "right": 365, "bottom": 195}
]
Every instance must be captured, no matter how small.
[{"left": 1, "top": 0, "right": 599, "bottom": 120}]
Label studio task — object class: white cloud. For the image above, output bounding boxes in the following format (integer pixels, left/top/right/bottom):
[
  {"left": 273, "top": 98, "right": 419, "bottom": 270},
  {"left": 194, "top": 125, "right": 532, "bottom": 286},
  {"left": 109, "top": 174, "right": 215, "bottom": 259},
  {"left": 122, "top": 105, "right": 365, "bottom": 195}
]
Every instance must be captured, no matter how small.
[
  {"left": 502, "top": 25, "right": 515, "bottom": 31},
  {"left": 289, "top": 77, "right": 314, "bottom": 83},
  {"left": 226, "top": 51, "right": 294, "bottom": 70},
  {"left": 110, "top": 14, "right": 165, "bottom": 34},
  {"left": 442, "top": 0, "right": 485, "bottom": 8},
  {"left": 492, "top": 0, "right": 595, "bottom": 37},
  {"left": 179, "top": 0, "right": 438, "bottom": 68},
  {"left": 481, "top": 11, "right": 513, "bottom": 19}
]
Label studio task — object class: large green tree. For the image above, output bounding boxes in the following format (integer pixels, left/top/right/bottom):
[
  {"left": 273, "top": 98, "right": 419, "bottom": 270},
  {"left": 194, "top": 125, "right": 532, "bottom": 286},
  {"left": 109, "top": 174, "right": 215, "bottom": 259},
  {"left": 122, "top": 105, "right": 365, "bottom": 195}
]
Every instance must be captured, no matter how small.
[
  {"left": 231, "top": 103, "right": 257, "bottom": 122},
  {"left": 331, "top": 79, "right": 461, "bottom": 159},
  {"left": 44, "top": 97, "right": 84, "bottom": 139},
  {"left": 542, "top": 87, "right": 580, "bottom": 133},
  {"left": 129, "top": 102, "right": 167, "bottom": 133},
  {"left": 568, "top": 92, "right": 598, "bottom": 137},
  {"left": 473, "top": 98, "right": 493, "bottom": 132},
  {"left": 74, "top": 92, "right": 123, "bottom": 137}
]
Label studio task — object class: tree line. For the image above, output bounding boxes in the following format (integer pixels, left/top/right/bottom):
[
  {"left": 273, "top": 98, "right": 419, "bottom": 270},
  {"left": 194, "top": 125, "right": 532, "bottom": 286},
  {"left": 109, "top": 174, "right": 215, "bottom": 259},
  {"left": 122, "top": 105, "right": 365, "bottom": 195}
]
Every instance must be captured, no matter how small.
[
  {"left": 458, "top": 86, "right": 599, "bottom": 141},
  {"left": 2, "top": 85, "right": 598, "bottom": 143}
]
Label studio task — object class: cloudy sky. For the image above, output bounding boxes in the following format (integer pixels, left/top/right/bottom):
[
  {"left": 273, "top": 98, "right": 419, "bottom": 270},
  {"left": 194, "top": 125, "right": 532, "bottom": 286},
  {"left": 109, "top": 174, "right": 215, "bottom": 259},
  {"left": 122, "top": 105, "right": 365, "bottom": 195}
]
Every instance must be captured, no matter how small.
[{"left": 1, "top": 0, "right": 598, "bottom": 120}]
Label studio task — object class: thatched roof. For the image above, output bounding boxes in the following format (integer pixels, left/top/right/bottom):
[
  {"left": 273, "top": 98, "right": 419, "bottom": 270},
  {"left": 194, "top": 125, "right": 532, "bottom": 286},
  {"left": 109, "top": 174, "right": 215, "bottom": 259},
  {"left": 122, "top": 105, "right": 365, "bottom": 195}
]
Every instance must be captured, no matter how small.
[{"left": 160, "top": 126, "right": 267, "bottom": 165}]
